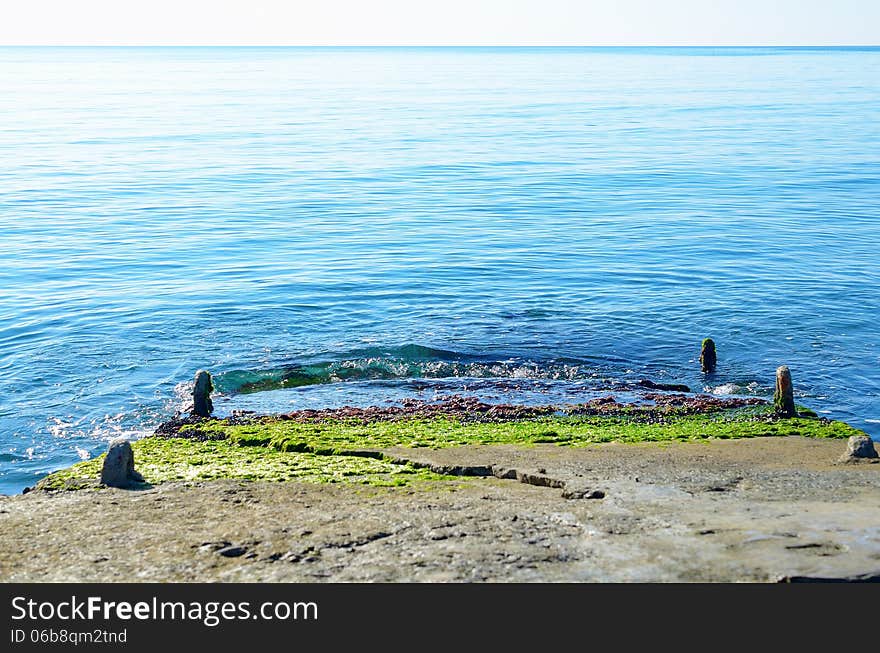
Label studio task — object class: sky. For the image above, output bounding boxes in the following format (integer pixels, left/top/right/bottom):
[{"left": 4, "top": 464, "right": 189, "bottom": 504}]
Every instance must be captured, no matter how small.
[{"left": 1, "top": 0, "right": 877, "bottom": 46}]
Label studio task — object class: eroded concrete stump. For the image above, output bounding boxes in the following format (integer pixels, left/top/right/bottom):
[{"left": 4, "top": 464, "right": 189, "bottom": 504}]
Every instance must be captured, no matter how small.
[
  {"left": 700, "top": 338, "right": 717, "bottom": 373},
  {"left": 193, "top": 369, "right": 214, "bottom": 417},
  {"left": 774, "top": 365, "right": 797, "bottom": 417},
  {"left": 100, "top": 437, "right": 145, "bottom": 488},
  {"left": 840, "top": 435, "right": 878, "bottom": 462}
]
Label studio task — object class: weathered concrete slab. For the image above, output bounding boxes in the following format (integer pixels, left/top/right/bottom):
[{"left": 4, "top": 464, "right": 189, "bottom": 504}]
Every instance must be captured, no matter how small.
[{"left": 1, "top": 436, "right": 878, "bottom": 582}]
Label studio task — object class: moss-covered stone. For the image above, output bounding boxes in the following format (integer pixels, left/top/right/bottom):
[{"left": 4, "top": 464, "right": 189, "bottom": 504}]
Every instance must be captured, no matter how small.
[
  {"left": 700, "top": 338, "right": 717, "bottom": 373},
  {"left": 774, "top": 365, "right": 797, "bottom": 416}
]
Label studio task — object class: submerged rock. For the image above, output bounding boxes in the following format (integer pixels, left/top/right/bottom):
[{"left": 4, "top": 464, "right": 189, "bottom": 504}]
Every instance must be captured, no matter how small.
[
  {"left": 774, "top": 365, "right": 797, "bottom": 417},
  {"left": 638, "top": 379, "right": 691, "bottom": 393},
  {"left": 839, "top": 435, "right": 878, "bottom": 462},
  {"left": 100, "top": 438, "right": 145, "bottom": 488},
  {"left": 193, "top": 370, "right": 214, "bottom": 418}
]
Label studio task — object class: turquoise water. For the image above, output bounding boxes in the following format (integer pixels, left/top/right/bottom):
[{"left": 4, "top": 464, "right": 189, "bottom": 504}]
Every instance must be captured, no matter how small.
[{"left": 1, "top": 47, "right": 878, "bottom": 494}]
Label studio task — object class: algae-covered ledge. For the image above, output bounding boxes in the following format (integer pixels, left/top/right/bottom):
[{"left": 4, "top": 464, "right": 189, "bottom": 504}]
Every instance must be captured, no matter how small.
[
  {"left": 36, "top": 395, "right": 869, "bottom": 493},
  {"left": 38, "top": 437, "right": 457, "bottom": 491}
]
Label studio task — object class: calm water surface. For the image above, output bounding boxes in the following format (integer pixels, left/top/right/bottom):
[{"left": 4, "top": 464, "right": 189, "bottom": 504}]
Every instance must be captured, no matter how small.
[{"left": 1, "top": 47, "right": 878, "bottom": 494}]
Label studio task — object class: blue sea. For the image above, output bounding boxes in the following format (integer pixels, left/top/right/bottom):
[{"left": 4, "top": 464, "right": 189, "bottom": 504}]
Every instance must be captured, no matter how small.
[{"left": 1, "top": 46, "right": 878, "bottom": 494}]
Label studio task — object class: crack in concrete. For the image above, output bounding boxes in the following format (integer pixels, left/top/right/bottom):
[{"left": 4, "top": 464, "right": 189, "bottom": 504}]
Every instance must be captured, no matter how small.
[
  {"left": 386, "top": 454, "right": 561, "bottom": 486},
  {"left": 263, "top": 529, "right": 402, "bottom": 564},
  {"left": 383, "top": 453, "right": 603, "bottom": 497},
  {"left": 323, "top": 530, "right": 395, "bottom": 549}
]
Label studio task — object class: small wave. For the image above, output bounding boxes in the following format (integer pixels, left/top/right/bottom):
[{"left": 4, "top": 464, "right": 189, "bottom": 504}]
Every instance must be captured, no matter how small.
[
  {"left": 215, "top": 344, "right": 600, "bottom": 395},
  {"left": 0, "top": 448, "right": 38, "bottom": 463},
  {"left": 341, "top": 344, "right": 463, "bottom": 362}
]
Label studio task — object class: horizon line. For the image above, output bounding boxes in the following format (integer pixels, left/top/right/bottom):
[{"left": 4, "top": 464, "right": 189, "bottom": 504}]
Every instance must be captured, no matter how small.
[{"left": 2, "top": 43, "right": 879, "bottom": 48}]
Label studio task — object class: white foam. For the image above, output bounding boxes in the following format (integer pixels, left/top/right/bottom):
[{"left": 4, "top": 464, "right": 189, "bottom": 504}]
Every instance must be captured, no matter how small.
[
  {"left": 710, "top": 383, "right": 741, "bottom": 395},
  {"left": 49, "top": 417, "right": 74, "bottom": 438},
  {"left": 709, "top": 381, "right": 764, "bottom": 397}
]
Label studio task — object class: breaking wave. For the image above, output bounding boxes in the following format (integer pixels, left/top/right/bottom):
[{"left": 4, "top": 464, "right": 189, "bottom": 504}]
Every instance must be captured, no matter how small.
[{"left": 214, "top": 344, "right": 604, "bottom": 395}]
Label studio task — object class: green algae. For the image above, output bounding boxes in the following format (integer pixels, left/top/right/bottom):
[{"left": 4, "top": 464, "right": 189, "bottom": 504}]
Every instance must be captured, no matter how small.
[
  {"left": 36, "top": 437, "right": 455, "bottom": 492},
  {"left": 37, "top": 404, "right": 867, "bottom": 492},
  {"left": 181, "top": 405, "right": 865, "bottom": 453}
]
